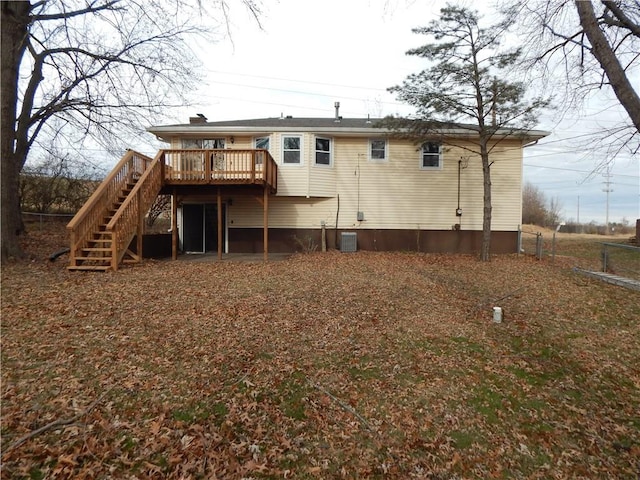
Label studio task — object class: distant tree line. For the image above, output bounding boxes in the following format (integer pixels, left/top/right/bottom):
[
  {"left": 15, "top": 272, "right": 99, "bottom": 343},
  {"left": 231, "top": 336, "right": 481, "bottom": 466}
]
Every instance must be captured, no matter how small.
[
  {"left": 20, "top": 156, "right": 101, "bottom": 215},
  {"left": 522, "top": 182, "right": 563, "bottom": 227},
  {"left": 522, "top": 181, "right": 634, "bottom": 235},
  {"left": 20, "top": 159, "right": 171, "bottom": 229}
]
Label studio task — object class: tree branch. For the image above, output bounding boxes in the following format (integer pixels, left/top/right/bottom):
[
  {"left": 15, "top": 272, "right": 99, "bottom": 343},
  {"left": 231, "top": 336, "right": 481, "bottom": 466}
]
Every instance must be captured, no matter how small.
[
  {"left": 1, "top": 388, "right": 112, "bottom": 457},
  {"left": 601, "top": 1, "right": 640, "bottom": 38},
  {"left": 575, "top": 0, "right": 640, "bottom": 134},
  {"left": 32, "top": 0, "right": 123, "bottom": 21},
  {"left": 308, "top": 379, "right": 375, "bottom": 433}
]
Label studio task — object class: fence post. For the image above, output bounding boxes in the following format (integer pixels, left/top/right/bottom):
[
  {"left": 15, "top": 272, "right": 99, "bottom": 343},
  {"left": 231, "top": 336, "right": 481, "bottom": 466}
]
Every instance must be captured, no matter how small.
[
  {"left": 602, "top": 244, "right": 608, "bottom": 272},
  {"left": 517, "top": 226, "right": 522, "bottom": 256},
  {"left": 536, "top": 232, "right": 543, "bottom": 260}
]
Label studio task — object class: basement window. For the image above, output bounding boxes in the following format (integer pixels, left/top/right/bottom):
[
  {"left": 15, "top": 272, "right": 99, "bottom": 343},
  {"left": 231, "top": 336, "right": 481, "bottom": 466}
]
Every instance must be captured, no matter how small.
[{"left": 420, "top": 142, "right": 442, "bottom": 169}]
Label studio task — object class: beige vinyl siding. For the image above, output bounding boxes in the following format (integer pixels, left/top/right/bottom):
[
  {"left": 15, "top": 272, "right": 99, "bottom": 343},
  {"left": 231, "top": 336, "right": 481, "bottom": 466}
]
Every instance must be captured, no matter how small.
[
  {"left": 333, "top": 137, "right": 522, "bottom": 231},
  {"left": 309, "top": 134, "right": 336, "bottom": 197},
  {"left": 273, "top": 133, "right": 307, "bottom": 197},
  {"left": 228, "top": 195, "right": 336, "bottom": 228},
  {"left": 337, "top": 139, "right": 463, "bottom": 230},
  {"left": 488, "top": 144, "right": 524, "bottom": 229},
  {"left": 168, "top": 133, "right": 524, "bottom": 232}
]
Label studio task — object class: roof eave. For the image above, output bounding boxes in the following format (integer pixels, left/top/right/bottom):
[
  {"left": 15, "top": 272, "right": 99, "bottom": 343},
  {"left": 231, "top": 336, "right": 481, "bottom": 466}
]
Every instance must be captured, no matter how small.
[{"left": 147, "top": 124, "right": 551, "bottom": 143}]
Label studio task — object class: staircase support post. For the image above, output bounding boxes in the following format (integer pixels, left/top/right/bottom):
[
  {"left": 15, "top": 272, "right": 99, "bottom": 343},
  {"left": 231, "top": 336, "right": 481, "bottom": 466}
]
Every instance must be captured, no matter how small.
[
  {"left": 263, "top": 184, "right": 269, "bottom": 262},
  {"left": 69, "top": 231, "right": 77, "bottom": 267},
  {"left": 111, "top": 231, "right": 119, "bottom": 271},
  {"left": 172, "top": 189, "right": 178, "bottom": 260},
  {"left": 137, "top": 189, "right": 143, "bottom": 261},
  {"left": 217, "top": 187, "right": 223, "bottom": 261}
]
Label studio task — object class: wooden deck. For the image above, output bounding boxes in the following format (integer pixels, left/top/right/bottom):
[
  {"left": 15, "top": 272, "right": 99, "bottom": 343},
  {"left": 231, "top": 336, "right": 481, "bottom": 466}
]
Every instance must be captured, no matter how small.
[
  {"left": 161, "top": 149, "right": 277, "bottom": 192},
  {"left": 67, "top": 148, "right": 277, "bottom": 271}
]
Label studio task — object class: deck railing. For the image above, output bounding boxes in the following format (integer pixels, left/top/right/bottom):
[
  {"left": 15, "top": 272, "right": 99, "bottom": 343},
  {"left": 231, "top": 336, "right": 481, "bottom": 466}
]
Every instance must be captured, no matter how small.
[
  {"left": 106, "top": 151, "right": 164, "bottom": 270},
  {"left": 162, "top": 149, "right": 277, "bottom": 191},
  {"left": 67, "top": 150, "right": 153, "bottom": 266}
]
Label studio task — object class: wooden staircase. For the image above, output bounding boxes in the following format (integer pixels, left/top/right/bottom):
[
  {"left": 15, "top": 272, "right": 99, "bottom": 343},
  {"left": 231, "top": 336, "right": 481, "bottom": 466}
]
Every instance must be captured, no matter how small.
[
  {"left": 68, "top": 178, "right": 139, "bottom": 270},
  {"left": 67, "top": 150, "right": 164, "bottom": 271}
]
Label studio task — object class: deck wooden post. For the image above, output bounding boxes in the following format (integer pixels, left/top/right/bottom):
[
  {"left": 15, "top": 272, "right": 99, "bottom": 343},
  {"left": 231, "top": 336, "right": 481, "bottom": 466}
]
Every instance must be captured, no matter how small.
[
  {"left": 263, "top": 185, "right": 269, "bottom": 262},
  {"left": 137, "top": 189, "right": 143, "bottom": 260},
  {"left": 171, "top": 189, "right": 178, "bottom": 260},
  {"left": 217, "top": 187, "right": 223, "bottom": 260}
]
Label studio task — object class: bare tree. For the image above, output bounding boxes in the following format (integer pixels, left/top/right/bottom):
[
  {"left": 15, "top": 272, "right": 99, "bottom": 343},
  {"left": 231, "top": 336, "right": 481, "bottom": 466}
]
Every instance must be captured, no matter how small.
[
  {"left": 384, "top": 5, "right": 549, "bottom": 261},
  {"left": 522, "top": 181, "right": 548, "bottom": 226},
  {"left": 0, "top": 0, "right": 262, "bottom": 262},
  {"left": 522, "top": 181, "right": 564, "bottom": 227},
  {"left": 509, "top": 0, "right": 640, "bottom": 155},
  {"left": 146, "top": 195, "right": 172, "bottom": 228},
  {"left": 546, "top": 195, "right": 563, "bottom": 227},
  {"left": 20, "top": 147, "right": 103, "bottom": 214}
]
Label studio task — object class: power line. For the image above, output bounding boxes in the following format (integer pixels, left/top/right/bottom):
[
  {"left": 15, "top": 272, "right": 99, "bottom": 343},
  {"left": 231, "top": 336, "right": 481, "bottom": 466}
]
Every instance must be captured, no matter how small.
[
  {"left": 524, "top": 163, "right": 639, "bottom": 178},
  {"left": 603, "top": 167, "right": 614, "bottom": 233},
  {"left": 199, "top": 80, "right": 402, "bottom": 106},
  {"left": 205, "top": 69, "right": 389, "bottom": 93}
]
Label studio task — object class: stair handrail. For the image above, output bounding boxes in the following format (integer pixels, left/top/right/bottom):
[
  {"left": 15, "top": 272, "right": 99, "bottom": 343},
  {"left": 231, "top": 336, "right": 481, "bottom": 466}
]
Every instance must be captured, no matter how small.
[
  {"left": 67, "top": 150, "right": 153, "bottom": 263},
  {"left": 106, "top": 151, "right": 164, "bottom": 269}
]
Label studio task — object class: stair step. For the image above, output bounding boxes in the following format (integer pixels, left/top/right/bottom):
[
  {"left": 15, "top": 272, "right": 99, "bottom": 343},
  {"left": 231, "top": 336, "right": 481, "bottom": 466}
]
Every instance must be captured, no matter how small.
[
  {"left": 68, "top": 265, "right": 111, "bottom": 271},
  {"left": 67, "top": 166, "right": 154, "bottom": 272}
]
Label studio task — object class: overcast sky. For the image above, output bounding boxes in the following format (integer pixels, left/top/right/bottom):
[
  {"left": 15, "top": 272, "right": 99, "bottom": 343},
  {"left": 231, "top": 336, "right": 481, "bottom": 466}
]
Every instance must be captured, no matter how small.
[{"left": 165, "top": 0, "right": 639, "bottom": 225}]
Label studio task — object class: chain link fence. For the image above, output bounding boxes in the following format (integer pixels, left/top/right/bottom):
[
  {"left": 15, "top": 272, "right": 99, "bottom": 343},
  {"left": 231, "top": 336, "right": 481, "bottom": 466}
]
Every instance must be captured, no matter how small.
[
  {"left": 22, "top": 211, "right": 75, "bottom": 230},
  {"left": 518, "top": 228, "right": 543, "bottom": 260}
]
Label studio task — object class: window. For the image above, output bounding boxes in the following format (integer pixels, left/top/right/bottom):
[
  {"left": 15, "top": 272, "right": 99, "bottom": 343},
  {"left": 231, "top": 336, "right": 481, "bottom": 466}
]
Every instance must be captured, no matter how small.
[
  {"left": 255, "top": 136, "right": 270, "bottom": 150},
  {"left": 181, "top": 138, "right": 225, "bottom": 149},
  {"left": 315, "top": 137, "right": 332, "bottom": 166},
  {"left": 254, "top": 136, "right": 270, "bottom": 165},
  {"left": 282, "top": 135, "right": 302, "bottom": 165},
  {"left": 369, "top": 139, "right": 387, "bottom": 161},
  {"left": 421, "top": 142, "right": 442, "bottom": 169}
]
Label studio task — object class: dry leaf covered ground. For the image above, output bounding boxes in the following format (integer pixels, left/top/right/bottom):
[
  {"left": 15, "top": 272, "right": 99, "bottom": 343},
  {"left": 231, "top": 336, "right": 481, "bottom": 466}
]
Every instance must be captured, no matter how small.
[{"left": 2, "top": 222, "right": 639, "bottom": 479}]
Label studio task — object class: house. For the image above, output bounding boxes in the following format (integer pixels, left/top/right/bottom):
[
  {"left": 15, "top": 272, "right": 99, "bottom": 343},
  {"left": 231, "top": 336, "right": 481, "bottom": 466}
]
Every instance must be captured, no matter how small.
[{"left": 67, "top": 108, "right": 548, "bottom": 270}]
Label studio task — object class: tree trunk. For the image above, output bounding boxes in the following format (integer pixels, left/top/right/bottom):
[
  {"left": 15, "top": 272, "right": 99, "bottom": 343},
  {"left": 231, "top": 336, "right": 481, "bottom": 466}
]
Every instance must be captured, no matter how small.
[
  {"left": 480, "top": 144, "right": 492, "bottom": 262},
  {"left": 575, "top": 0, "right": 640, "bottom": 134},
  {"left": 1, "top": 2, "right": 31, "bottom": 262}
]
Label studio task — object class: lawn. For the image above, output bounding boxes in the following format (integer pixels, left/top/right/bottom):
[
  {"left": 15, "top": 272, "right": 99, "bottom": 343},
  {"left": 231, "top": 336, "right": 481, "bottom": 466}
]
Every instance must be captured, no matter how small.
[{"left": 1, "top": 222, "right": 639, "bottom": 479}]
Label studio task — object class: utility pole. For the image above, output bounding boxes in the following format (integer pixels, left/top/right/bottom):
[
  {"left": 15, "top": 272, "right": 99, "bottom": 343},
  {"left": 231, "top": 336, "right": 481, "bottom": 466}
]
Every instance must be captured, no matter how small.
[
  {"left": 577, "top": 195, "right": 581, "bottom": 233},
  {"left": 602, "top": 167, "right": 613, "bottom": 235}
]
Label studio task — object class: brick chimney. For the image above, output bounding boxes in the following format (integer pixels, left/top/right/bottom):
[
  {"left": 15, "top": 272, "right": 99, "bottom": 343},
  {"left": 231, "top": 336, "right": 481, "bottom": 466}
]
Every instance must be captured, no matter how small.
[{"left": 189, "top": 113, "right": 207, "bottom": 124}]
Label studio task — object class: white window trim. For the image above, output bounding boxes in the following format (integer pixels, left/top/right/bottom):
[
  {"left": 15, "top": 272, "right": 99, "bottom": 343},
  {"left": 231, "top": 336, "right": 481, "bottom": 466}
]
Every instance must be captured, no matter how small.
[
  {"left": 281, "top": 134, "right": 304, "bottom": 166},
  {"left": 181, "top": 138, "right": 226, "bottom": 149},
  {"left": 314, "top": 136, "right": 333, "bottom": 167},
  {"left": 419, "top": 142, "right": 443, "bottom": 170},
  {"left": 254, "top": 136, "right": 270, "bottom": 166},
  {"left": 368, "top": 138, "right": 388, "bottom": 162},
  {"left": 254, "top": 135, "right": 271, "bottom": 150}
]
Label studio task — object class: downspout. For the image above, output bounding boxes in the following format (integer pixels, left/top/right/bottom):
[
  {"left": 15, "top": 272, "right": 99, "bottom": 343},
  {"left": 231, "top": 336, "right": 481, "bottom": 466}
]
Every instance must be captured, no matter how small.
[
  {"left": 457, "top": 159, "right": 461, "bottom": 217},
  {"left": 455, "top": 158, "right": 466, "bottom": 227},
  {"left": 334, "top": 194, "right": 340, "bottom": 248},
  {"left": 306, "top": 135, "right": 311, "bottom": 198}
]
